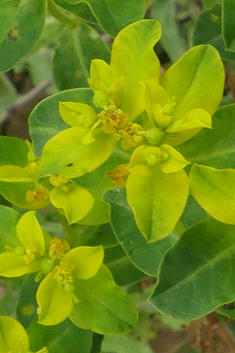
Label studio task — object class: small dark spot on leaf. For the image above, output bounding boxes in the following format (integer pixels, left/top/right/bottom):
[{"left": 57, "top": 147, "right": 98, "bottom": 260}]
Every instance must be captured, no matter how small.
[
  {"left": 53, "top": 173, "right": 58, "bottom": 177},
  {"left": 8, "top": 27, "right": 19, "bottom": 41},
  {"left": 66, "top": 163, "right": 74, "bottom": 167}
]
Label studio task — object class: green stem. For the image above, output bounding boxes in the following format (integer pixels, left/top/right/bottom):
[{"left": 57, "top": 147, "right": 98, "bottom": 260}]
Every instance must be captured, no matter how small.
[
  {"left": 72, "top": 30, "right": 89, "bottom": 79},
  {"left": 47, "top": 0, "right": 79, "bottom": 28}
]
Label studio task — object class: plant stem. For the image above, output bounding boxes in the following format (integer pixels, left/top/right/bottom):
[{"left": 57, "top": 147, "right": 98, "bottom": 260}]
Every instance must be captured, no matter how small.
[{"left": 47, "top": 0, "right": 78, "bottom": 28}]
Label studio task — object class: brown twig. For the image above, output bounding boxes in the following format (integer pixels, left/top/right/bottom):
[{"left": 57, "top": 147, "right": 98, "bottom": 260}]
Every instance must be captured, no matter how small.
[{"left": 0, "top": 78, "right": 52, "bottom": 125}]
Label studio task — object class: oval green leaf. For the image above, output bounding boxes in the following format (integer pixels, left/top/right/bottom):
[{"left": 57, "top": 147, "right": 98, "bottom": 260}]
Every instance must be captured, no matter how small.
[
  {"left": 53, "top": 23, "right": 110, "bottom": 90},
  {"left": 70, "top": 264, "right": 138, "bottom": 334},
  {"left": 53, "top": 0, "right": 97, "bottom": 24},
  {"left": 27, "top": 317, "right": 92, "bottom": 353},
  {"left": 37, "top": 127, "right": 116, "bottom": 179},
  {"left": 193, "top": 4, "right": 235, "bottom": 61},
  {"left": 149, "top": 218, "right": 235, "bottom": 321},
  {"left": 0, "top": 0, "right": 20, "bottom": 45},
  {"left": 0, "top": 0, "right": 47, "bottom": 72},
  {"left": 160, "top": 45, "right": 225, "bottom": 118},
  {"left": 190, "top": 164, "right": 235, "bottom": 224},
  {"left": 0, "top": 316, "right": 29, "bottom": 353},
  {"left": 63, "top": 0, "right": 146, "bottom": 37},
  {"left": 222, "top": 0, "right": 235, "bottom": 51}
]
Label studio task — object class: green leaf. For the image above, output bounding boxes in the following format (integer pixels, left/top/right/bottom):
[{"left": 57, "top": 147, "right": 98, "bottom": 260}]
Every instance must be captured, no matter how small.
[
  {"left": 64, "top": 0, "right": 146, "bottom": 37},
  {"left": 164, "top": 108, "right": 212, "bottom": 147},
  {"left": 53, "top": 0, "right": 97, "bottom": 24},
  {"left": 126, "top": 166, "right": 189, "bottom": 242},
  {"left": 110, "top": 20, "right": 161, "bottom": 119},
  {"left": 0, "top": 287, "right": 20, "bottom": 318},
  {"left": 167, "top": 109, "right": 211, "bottom": 133},
  {"left": 160, "top": 45, "right": 225, "bottom": 118},
  {"left": 37, "top": 127, "right": 116, "bottom": 179},
  {"left": 17, "top": 274, "right": 38, "bottom": 328},
  {"left": 181, "top": 195, "right": 209, "bottom": 229},
  {"left": 29, "top": 15, "right": 63, "bottom": 56},
  {"left": 104, "top": 244, "right": 147, "bottom": 286},
  {"left": 0, "top": 0, "right": 20, "bottom": 45},
  {"left": 27, "top": 317, "right": 92, "bottom": 353},
  {"left": 0, "top": 316, "right": 29, "bottom": 353},
  {"left": 0, "top": 137, "right": 51, "bottom": 210},
  {"left": 0, "top": 252, "right": 29, "bottom": 277},
  {"left": 151, "top": 0, "right": 187, "bottom": 62},
  {"left": 0, "top": 0, "right": 47, "bottom": 72},
  {"left": 102, "top": 335, "right": 154, "bottom": 353},
  {"left": 0, "top": 74, "right": 18, "bottom": 113},
  {"left": 37, "top": 271, "right": 74, "bottom": 325},
  {"left": 149, "top": 218, "right": 235, "bottom": 321},
  {"left": 91, "top": 333, "right": 104, "bottom": 353},
  {"left": 16, "top": 211, "right": 45, "bottom": 256},
  {"left": 77, "top": 194, "right": 110, "bottom": 225},
  {"left": 0, "top": 205, "right": 21, "bottom": 253},
  {"left": 29, "top": 88, "right": 95, "bottom": 157},
  {"left": 104, "top": 188, "right": 179, "bottom": 276},
  {"left": 50, "top": 183, "right": 94, "bottom": 224},
  {"left": 0, "top": 182, "right": 51, "bottom": 210},
  {"left": 217, "top": 303, "right": 235, "bottom": 319},
  {"left": 71, "top": 223, "right": 117, "bottom": 248},
  {"left": 201, "top": 0, "right": 219, "bottom": 9},
  {"left": 178, "top": 104, "right": 235, "bottom": 169},
  {"left": 193, "top": 5, "right": 235, "bottom": 61},
  {"left": 70, "top": 264, "right": 138, "bottom": 334},
  {"left": 59, "top": 101, "right": 97, "bottom": 128},
  {"left": 0, "top": 165, "right": 35, "bottom": 182},
  {"left": 222, "top": 0, "right": 235, "bottom": 51},
  {"left": 61, "top": 246, "right": 104, "bottom": 279},
  {"left": 53, "top": 23, "right": 110, "bottom": 90},
  {"left": 0, "top": 136, "right": 29, "bottom": 167},
  {"left": 74, "top": 146, "right": 131, "bottom": 225},
  {"left": 190, "top": 164, "right": 235, "bottom": 224},
  {"left": 144, "top": 81, "right": 213, "bottom": 147}
]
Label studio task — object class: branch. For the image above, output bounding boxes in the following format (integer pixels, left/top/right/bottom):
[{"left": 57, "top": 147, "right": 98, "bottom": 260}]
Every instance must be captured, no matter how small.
[{"left": 0, "top": 78, "right": 53, "bottom": 125}]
